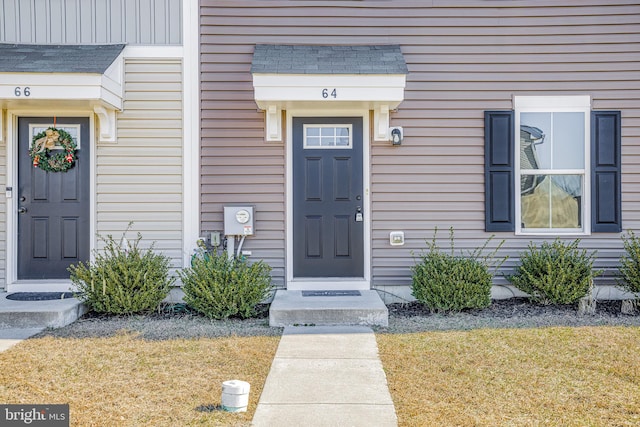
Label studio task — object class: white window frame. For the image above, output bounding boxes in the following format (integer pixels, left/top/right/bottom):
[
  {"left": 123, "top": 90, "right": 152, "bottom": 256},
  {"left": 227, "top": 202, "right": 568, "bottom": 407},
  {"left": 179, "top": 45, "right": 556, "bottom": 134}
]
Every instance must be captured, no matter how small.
[
  {"left": 514, "top": 96, "right": 591, "bottom": 236},
  {"left": 303, "top": 124, "right": 353, "bottom": 149}
]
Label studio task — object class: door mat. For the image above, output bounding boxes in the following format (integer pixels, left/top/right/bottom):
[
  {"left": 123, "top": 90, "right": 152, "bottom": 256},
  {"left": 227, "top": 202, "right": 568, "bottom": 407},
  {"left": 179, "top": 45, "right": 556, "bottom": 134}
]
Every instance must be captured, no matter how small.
[
  {"left": 302, "top": 290, "right": 362, "bottom": 297},
  {"left": 6, "top": 292, "right": 76, "bottom": 301}
]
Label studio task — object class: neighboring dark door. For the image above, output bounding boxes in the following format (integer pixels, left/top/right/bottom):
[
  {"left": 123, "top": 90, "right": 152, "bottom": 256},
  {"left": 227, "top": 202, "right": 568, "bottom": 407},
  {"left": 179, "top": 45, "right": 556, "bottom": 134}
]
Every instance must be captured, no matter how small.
[
  {"left": 18, "top": 117, "right": 90, "bottom": 279},
  {"left": 293, "top": 117, "right": 364, "bottom": 277}
]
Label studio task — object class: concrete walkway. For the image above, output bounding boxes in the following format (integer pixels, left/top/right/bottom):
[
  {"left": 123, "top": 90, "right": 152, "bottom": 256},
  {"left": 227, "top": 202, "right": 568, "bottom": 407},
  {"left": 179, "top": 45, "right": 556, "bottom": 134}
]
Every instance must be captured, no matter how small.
[
  {"left": 252, "top": 326, "right": 397, "bottom": 427},
  {"left": 0, "top": 328, "right": 44, "bottom": 352}
]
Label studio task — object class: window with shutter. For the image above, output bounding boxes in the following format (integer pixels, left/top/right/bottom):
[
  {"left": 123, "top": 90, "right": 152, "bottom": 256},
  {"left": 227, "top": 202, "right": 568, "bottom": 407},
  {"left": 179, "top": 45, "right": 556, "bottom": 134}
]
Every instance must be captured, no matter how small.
[{"left": 485, "top": 97, "right": 621, "bottom": 235}]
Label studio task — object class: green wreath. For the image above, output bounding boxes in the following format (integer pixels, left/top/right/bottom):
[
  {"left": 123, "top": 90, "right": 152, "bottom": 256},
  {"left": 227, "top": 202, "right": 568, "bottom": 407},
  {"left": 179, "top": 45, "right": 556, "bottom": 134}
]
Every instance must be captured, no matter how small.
[{"left": 29, "top": 127, "right": 77, "bottom": 172}]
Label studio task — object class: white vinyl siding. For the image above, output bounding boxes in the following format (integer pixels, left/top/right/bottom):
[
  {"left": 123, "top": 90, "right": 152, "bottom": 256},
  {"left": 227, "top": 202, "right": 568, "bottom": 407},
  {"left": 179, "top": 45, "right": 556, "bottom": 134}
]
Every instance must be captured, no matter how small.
[{"left": 96, "top": 59, "right": 183, "bottom": 268}]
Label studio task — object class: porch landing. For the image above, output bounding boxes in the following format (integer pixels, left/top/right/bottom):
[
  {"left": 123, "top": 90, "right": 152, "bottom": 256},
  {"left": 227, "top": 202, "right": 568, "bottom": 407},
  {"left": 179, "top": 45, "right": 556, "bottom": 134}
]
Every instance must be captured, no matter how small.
[
  {"left": 0, "top": 292, "right": 87, "bottom": 329},
  {"left": 269, "top": 290, "right": 389, "bottom": 327}
]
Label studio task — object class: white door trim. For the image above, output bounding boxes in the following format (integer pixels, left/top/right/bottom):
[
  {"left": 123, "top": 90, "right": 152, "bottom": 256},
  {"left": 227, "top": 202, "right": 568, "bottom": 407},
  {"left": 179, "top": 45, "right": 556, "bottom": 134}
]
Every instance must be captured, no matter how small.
[
  {"left": 285, "top": 108, "right": 371, "bottom": 291},
  {"left": 6, "top": 109, "right": 96, "bottom": 292}
]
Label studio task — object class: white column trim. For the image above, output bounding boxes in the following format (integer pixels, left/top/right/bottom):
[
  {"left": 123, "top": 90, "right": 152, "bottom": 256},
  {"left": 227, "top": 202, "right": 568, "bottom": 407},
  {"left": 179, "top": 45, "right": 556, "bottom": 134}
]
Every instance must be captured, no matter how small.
[{"left": 181, "top": 0, "right": 200, "bottom": 268}]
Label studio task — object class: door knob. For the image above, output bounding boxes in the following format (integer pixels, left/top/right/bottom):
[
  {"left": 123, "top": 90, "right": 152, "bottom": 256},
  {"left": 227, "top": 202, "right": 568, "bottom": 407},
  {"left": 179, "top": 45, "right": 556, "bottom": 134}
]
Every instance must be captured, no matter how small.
[{"left": 18, "top": 207, "right": 27, "bottom": 214}]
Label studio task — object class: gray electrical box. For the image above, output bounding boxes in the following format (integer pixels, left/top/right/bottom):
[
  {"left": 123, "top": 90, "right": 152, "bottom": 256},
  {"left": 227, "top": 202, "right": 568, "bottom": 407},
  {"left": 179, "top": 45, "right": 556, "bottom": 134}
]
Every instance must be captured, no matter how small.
[{"left": 224, "top": 206, "right": 255, "bottom": 235}]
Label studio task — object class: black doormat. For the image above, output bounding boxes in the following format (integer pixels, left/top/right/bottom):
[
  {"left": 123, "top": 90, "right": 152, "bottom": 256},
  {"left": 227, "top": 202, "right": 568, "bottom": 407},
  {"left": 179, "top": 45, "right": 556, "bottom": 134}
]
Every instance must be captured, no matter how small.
[
  {"left": 6, "top": 292, "right": 76, "bottom": 301},
  {"left": 302, "top": 290, "right": 362, "bottom": 297}
]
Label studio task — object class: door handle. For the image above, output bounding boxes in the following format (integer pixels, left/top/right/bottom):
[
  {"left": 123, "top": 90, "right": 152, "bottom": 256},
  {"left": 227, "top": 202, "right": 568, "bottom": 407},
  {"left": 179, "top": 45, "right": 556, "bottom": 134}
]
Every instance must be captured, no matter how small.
[{"left": 18, "top": 207, "right": 27, "bottom": 214}]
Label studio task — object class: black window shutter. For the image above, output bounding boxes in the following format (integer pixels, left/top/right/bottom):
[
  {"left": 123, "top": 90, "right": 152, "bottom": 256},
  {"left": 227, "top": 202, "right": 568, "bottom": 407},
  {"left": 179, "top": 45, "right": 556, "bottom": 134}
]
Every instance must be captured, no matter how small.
[
  {"left": 591, "top": 111, "right": 622, "bottom": 233},
  {"left": 485, "top": 111, "right": 515, "bottom": 232}
]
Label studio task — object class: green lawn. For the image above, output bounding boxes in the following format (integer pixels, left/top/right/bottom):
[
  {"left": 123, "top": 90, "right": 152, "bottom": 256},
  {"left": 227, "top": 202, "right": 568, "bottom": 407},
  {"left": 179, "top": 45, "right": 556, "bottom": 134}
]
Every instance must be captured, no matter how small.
[{"left": 378, "top": 326, "right": 640, "bottom": 427}]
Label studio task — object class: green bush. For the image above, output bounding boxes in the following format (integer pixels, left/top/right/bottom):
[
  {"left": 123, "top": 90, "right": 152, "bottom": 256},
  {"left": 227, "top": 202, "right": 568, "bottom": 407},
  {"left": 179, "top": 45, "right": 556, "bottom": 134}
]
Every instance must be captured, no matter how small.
[
  {"left": 509, "top": 239, "right": 600, "bottom": 305},
  {"left": 179, "top": 248, "right": 273, "bottom": 319},
  {"left": 617, "top": 231, "right": 640, "bottom": 296},
  {"left": 69, "top": 227, "right": 174, "bottom": 314},
  {"left": 411, "top": 228, "right": 506, "bottom": 312}
]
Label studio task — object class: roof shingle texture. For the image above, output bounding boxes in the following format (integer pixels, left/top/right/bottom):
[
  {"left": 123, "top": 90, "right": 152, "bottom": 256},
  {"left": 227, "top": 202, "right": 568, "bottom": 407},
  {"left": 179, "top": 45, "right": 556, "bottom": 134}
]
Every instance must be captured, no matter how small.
[
  {"left": 0, "top": 44, "right": 126, "bottom": 73},
  {"left": 251, "top": 44, "right": 408, "bottom": 75}
]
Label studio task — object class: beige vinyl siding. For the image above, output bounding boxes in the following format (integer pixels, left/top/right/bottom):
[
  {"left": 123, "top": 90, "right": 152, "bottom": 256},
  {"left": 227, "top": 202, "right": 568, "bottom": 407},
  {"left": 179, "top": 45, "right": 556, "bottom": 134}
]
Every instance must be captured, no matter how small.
[
  {"left": 201, "top": 1, "right": 640, "bottom": 290},
  {"left": 96, "top": 59, "right": 183, "bottom": 268}
]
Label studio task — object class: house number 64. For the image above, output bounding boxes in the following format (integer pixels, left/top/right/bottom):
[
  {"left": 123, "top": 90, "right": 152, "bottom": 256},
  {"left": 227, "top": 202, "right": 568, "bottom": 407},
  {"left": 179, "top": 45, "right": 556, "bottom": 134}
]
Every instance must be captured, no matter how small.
[
  {"left": 322, "top": 88, "right": 337, "bottom": 99},
  {"left": 14, "top": 87, "right": 31, "bottom": 97}
]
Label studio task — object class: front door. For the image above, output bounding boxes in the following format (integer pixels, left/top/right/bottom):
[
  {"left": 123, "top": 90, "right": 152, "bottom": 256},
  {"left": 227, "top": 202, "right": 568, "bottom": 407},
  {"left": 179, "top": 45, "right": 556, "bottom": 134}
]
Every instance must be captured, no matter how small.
[
  {"left": 293, "top": 117, "right": 364, "bottom": 278},
  {"left": 17, "top": 117, "right": 90, "bottom": 280}
]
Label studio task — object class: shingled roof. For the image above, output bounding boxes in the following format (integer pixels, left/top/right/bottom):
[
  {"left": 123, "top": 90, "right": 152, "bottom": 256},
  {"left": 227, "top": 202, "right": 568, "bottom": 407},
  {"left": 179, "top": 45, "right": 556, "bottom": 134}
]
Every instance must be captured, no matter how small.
[
  {"left": 0, "top": 44, "right": 126, "bottom": 73},
  {"left": 251, "top": 44, "right": 408, "bottom": 75}
]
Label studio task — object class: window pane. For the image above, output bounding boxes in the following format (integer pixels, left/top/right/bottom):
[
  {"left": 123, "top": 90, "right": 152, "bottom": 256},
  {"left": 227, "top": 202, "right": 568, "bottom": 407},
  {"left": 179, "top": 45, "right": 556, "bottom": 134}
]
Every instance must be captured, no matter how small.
[
  {"left": 320, "top": 127, "right": 336, "bottom": 137},
  {"left": 306, "top": 127, "right": 320, "bottom": 137},
  {"left": 553, "top": 112, "right": 584, "bottom": 169},
  {"left": 321, "top": 137, "right": 334, "bottom": 146},
  {"left": 521, "top": 113, "right": 551, "bottom": 169},
  {"left": 337, "top": 127, "right": 350, "bottom": 137},
  {"left": 521, "top": 174, "right": 582, "bottom": 229},
  {"left": 306, "top": 136, "right": 320, "bottom": 146},
  {"left": 336, "top": 137, "right": 349, "bottom": 146},
  {"left": 521, "top": 112, "right": 585, "bottom": 171}
]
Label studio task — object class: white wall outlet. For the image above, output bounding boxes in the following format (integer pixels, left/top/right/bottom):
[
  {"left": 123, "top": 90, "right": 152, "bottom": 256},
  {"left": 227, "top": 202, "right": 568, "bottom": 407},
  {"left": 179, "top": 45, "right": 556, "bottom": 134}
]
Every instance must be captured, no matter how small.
[{"left": 390, "top": 231, "right": 405, "bottom": 246}]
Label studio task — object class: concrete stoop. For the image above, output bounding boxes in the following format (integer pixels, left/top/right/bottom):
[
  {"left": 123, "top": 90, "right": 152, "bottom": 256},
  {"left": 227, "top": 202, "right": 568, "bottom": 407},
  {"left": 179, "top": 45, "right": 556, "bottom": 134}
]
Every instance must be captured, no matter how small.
[
  {"left": 269, "top": 290, "right": 389, "bottom": 327},
  {"left": 0, "top": 293, "right": 87, "bottom": 329}
]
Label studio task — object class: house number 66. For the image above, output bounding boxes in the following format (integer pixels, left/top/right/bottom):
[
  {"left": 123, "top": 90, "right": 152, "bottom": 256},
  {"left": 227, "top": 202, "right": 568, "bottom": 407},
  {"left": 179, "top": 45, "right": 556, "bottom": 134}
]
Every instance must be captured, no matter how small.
[
  {"left": 322, "top": 88, "right": 337, "bottom": 99},
  {"left": 14, "top": 87, "right": 31, "bottom": 97}
]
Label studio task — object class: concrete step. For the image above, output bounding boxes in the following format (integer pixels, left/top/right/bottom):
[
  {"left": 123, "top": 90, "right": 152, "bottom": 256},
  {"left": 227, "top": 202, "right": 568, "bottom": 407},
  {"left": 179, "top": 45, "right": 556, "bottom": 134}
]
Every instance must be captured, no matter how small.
[
  {"left": 269, "top": 290, "right": 389, "bottom": 327},
  {"left": 0, "top": 293, "right": 87, "bottom": 329}
]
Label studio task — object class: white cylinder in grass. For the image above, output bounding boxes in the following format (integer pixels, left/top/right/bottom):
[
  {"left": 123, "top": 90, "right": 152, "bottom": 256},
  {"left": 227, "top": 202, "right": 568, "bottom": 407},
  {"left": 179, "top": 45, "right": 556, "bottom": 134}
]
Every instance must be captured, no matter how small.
[{"left": 221, "top": 380, "right": 250, "bottom": 412}]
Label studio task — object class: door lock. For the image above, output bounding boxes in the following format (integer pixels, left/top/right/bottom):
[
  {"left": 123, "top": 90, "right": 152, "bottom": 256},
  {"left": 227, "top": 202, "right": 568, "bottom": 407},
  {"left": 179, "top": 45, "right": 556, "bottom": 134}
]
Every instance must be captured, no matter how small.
[
  {"left": 355, "top": 206, "right": 363, "bottom": 222},
  {"left": 18, "top": 207, "right": 27, "bottom": 214}
]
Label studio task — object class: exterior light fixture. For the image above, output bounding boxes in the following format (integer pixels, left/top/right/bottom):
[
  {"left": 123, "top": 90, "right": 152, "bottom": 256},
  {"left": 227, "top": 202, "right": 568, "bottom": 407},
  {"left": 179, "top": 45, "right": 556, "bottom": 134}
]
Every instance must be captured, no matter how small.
[{"left": 390, "top": 127, "right": 403, "bottom": 145}]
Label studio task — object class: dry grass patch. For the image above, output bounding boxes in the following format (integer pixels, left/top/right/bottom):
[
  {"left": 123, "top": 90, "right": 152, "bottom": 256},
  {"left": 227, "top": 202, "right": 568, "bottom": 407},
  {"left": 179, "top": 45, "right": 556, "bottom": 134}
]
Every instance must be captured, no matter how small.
[
  {"left": 0, "top": 333, "right": 279, "bottom": 426},
  {"left": 378, "top": 327, "right": 640, "bottom": 427}
]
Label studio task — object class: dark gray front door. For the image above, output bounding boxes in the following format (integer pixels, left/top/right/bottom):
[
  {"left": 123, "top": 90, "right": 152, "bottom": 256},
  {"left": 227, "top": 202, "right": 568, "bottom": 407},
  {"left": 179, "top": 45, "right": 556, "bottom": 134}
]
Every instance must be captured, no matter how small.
[
  {"left": 293, "top": 117, "right": 364, "bottom": 277},
  {"left": 18, "top": 117, "right": 90, "bottom": 280}
]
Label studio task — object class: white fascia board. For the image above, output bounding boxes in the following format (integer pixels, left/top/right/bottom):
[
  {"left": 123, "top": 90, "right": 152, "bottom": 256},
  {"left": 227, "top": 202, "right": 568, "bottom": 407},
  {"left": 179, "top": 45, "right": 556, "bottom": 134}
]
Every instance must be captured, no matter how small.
[
  {"left": 123, "top": 45, "right": 183, "bottom": 58},
  {"left": 514, "top": 95, "right": 591, "bottom": 110},
  {"left": 0, "top": 72, "right": 122, "bottom": 110},
  {"left": 253, "top": 74, "right": 406, "bottom": 110}
]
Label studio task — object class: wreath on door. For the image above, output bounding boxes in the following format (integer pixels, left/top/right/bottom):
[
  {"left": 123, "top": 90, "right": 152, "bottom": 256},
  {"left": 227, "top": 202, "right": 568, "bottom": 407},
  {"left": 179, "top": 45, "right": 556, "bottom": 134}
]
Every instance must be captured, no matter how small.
[{"left": 29, "top": 127, "right": 77, "bottom": 172}]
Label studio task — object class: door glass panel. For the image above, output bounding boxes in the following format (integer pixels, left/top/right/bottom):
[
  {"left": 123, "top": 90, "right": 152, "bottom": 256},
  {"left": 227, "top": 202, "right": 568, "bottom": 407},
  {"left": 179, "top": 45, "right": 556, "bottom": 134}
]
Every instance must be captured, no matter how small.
[
  {"left": 304, "top": 125, "right": 352, "bottom": 149},
  {"left": 30, "top": 124, "right": 81, "bottom": 149}
]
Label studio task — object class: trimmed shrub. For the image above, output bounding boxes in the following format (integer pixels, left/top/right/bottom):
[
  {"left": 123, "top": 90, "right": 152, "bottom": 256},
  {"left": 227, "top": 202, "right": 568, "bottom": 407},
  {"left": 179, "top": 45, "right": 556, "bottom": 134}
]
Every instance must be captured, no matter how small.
[
  {"left": 411, "top": 228, "right": 506, "bottom": 312},
  {"left": 69, "top": 227, "right": 174, "bottom": 314},
  {"left": 617, "top": 230, "right": 640, "bottom": 296},
  {"left": 509, "top": 239, "right": 600, "bottom": 305},
  {"left": 179, "top": 248, "right": 273, "bottom": 319}
]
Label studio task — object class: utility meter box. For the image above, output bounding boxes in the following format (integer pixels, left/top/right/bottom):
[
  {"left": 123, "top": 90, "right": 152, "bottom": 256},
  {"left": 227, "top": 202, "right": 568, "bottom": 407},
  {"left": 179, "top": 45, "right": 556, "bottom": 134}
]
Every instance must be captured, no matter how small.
[{"left": 224, "top": 206, "right": 255, "bottom": 236}]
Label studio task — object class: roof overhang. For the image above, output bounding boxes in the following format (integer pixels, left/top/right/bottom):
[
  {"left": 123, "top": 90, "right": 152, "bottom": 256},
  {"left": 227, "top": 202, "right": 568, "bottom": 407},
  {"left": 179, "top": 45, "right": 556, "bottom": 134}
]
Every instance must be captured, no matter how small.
[
  {"left": 0, "top": 44, "right": 125, "bottom": 142},
  {"left": 253, "top": 74, "right": 406, "bottom": 111},
  {"left": 251, "top": 45, "right": 408, "bottom": 142}
]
